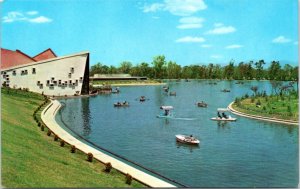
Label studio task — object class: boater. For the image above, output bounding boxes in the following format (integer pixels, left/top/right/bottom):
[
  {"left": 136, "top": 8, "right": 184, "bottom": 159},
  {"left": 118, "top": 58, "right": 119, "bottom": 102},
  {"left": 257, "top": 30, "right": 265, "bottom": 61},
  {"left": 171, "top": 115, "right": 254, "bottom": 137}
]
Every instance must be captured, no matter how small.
[
  {"left": 222, "top": 112, "right": 228, "bottom": 119},
  {"left": 217, "top": 112, "right": 222, "bottom": 118}
]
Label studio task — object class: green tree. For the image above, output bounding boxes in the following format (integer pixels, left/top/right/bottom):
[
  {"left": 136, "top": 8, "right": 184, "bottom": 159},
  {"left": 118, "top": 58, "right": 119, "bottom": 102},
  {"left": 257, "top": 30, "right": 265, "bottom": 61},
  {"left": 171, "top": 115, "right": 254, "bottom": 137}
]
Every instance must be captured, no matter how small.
[
  {"left": 254, "top": 59, "right": 265, "bottom": 80},
  {"left": 167, "top": 61, "right": 181, "bottom": 79},
  {"left": 119, "top": 61, "right": 132, "bottom": 74},
  {"left": 268, "top": 61, "right": 281, "bottom": 80},
  {"left": 152, "top": 55, "right": 166, "bottom": 79},
  {"left": 223, "top": 60, "right": 235, "bottom": 79}
]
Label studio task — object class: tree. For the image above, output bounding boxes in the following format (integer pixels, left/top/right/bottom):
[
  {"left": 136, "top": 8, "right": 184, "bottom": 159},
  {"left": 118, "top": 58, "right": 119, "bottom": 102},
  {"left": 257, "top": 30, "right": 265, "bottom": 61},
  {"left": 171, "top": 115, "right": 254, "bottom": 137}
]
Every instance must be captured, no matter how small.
[
  {"left": 119, "top": 61, "right": 132, "bottom": 74},
  {"left": 152, "top": 55, "right": 166, "bottom": 79},
  {"left": 167, "top": 61, "right": 181, "bottom": 79},
  {"left": 254, "top": 59, "right": 265, "bottom": 80},
  {"left": 90, "top": 62, "right": 109, "bottom": 76},
  {"left": 268, "top": 61, "right": 281, "bottom": 80},
  {"left": 223, "top": 60, "right": 235, "bottom": 79},
  {"left": 250, "top": 86, "right": 258, "bottom": 96}
]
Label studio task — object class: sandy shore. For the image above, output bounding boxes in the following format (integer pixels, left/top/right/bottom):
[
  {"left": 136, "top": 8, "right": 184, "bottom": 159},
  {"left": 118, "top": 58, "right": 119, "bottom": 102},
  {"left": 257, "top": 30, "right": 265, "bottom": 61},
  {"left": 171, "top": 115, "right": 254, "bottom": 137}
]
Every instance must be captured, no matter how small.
[{"left": 228, "top": 102, "right": 298, "bottom": 126}]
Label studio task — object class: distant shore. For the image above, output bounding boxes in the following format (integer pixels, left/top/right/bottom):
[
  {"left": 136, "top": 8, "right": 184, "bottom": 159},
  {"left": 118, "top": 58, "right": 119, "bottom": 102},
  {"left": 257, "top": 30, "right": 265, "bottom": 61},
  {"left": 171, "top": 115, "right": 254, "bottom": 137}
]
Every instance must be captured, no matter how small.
[{"left": 93, "top": 83, "right": 166, "bottom": 87}]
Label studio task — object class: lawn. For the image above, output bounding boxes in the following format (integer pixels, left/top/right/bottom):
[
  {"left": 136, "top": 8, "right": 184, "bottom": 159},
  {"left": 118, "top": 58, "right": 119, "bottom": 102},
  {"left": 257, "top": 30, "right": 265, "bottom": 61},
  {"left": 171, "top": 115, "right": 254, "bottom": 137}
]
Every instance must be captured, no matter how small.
[
  {"left": 1, "top": 88, "right": 145, "bottom": 188},
  {"left": 232, "top": 94, "right": 298, "bottom": 121}
]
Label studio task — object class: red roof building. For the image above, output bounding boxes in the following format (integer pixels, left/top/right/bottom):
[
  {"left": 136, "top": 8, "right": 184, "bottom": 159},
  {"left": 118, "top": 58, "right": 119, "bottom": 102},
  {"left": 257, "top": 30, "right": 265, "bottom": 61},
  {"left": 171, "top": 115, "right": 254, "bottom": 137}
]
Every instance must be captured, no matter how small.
[
  {"left": 33, "top": 48, "right": 57, "bottom": 62},
  {"left": 1, "top": 48, "right": 56, "bottom": 70}
]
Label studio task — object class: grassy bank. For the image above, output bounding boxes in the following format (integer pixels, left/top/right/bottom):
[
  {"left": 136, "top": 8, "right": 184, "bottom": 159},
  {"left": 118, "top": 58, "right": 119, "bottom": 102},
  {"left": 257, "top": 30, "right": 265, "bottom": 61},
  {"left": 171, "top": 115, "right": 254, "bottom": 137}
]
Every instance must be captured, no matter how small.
[
  {"left": 1, "top": 88, "right": 144, "bottom": 188},
  {"left": 232, "top": 93, "right": 298, "bottom": 121}
]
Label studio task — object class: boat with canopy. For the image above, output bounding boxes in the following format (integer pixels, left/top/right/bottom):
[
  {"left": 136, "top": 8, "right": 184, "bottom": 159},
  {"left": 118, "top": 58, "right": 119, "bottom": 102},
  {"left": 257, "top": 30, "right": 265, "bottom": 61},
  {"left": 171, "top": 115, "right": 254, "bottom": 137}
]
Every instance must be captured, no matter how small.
[{"left": 211, "top": 108, "right": 237, "bottom": 121}]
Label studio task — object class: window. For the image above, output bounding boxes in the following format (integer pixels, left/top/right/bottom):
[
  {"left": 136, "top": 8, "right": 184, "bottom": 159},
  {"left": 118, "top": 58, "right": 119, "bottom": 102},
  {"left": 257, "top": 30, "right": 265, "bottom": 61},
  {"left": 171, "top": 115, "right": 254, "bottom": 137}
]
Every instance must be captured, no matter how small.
[
  {"left": 6, "top": 77, "right": 9, "bottom": 80},
  {"left": 75, "top": 79, "right": 78, "bottom": 83},
  {"left": 47, "top": 80, "right": 50, "bottom": 84},
  {"left": 70, "top": 67, "right": 74, "bottom": 73},
  {"left": 68, "top": 73, "right": 72, "bottom": 78},
  {"left": 32, "top": 68, "right": 36, "bottom": 74},
  {"left": 80, "top": 77, "right": 83, "bottom": 80},
  {"left": 65, "top": 81, "right": 68, "bottom": 84},
  {"left": 51, "top": 77, "right": 55, "bottom": 80},
  {"left": 12, "top": 70, "right": 16, "bottom": 75},
  {"left": 50, "top": 84, "right": 54, "bottom": 87},
  {"left": 69, "top": 80, "right": 72, "bottom": 84},
  {"left": 37, "top": 81, "right": 40, "bottom": 84},
  {"left": 58, "top": 80, "right": 61, "bottom": 84}
]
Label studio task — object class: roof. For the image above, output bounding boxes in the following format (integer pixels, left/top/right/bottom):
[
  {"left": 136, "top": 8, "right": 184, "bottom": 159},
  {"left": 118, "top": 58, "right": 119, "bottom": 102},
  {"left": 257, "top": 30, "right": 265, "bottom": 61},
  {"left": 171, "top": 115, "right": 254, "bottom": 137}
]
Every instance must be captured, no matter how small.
[
  {"left": 1, "top": 48, "right": 57, "bottom": 70},
  {"left": 160, "top": 106, "right": 174, "bottom": 110},
  {"left": 1, "top": 49, "right": 36, "bottom": 69},
  {"left": 217, "top": 108, "right": 229, "bottom": 112},
  {"left": 33, "top": 48, "right": 57, "bottom": 61}
]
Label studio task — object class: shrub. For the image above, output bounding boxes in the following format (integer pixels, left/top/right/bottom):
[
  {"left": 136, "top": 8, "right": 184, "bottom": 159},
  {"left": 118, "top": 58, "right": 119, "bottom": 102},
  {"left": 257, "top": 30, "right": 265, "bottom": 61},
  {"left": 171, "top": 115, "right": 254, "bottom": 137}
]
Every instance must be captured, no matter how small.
[
  {"left": 125, "top": 173, "right": 132, "bottom": 185},
  {"left": 256, "top": 100, "right": 261, "bottom": 106},
  {"left": 104, "top": 162, "right": 112, "bottom": 173},
  {"left": 262, "top": 106, "right": 266, "bottom": 111},
  {"left": 38, "top": 122, "right": 41, "bottom": 127},
  {"left": 47, "top": 130, "right": 52, "bottom": 136},
  {"left": 60, "top": 140, "right": 65, "bottom": 147},
  {"left": 54, "top": 135, "right": 59, "bottom": 141},
  {"left": 71, "top": 145, "right": 76, "bottom": 153},
  {"left": 87, "top": 153, "right": 93, "bottom": 162},
  {"left": 287, "top": 106, "right": 292, "bottom": 116},
  {"left": 41, "top": 125, "right": 45, "bottom": 131},
  {"left": 244, "top": 93, "right": 249, "bottom": 98},
  {"left": 251, "top": 97, "right": 255, "bottom": 103}
]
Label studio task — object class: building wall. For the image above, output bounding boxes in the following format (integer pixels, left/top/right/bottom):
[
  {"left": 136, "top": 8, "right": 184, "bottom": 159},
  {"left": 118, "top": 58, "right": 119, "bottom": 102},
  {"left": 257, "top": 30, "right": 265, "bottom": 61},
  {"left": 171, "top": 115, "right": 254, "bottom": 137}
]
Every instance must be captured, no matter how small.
[{"left": 1, "top": 52, "right": 89, "bottom": 96}]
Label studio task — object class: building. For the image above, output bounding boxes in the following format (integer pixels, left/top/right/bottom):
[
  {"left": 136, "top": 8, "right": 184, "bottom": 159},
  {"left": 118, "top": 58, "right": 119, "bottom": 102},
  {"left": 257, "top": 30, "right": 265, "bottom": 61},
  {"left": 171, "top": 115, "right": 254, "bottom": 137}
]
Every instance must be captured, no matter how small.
[
  {"left": 1, "top": 48, "right": 89, "bottom": 96},
  {"left": 90, "top": 74, "right": 147, "bottom": 81}
]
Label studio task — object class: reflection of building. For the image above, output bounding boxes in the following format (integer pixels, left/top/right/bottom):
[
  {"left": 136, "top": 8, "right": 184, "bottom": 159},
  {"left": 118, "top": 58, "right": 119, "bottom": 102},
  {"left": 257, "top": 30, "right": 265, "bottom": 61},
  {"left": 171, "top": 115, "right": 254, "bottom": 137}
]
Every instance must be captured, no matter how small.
[{"left": 1, "top": 48, "right": 89, "bottom": 96}]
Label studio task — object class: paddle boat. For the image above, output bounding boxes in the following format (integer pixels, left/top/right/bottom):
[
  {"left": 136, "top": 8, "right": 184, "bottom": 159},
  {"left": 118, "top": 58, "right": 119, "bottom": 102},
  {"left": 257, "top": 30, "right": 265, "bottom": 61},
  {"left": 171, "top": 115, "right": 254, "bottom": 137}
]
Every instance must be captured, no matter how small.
[
  {"left": 139, "top": 96, "right": 146, "bottom": 102},
  {"left": 169, "top": 91, "right": 176, "bottom": 96},
  {"left": 211, "top": 108, "right": 237, "bottom": 121},
  {"left": 221, "top": 89, "right": 230, "bottom": 92},
  {"left": 157, "top": 106, "right": 173, "bottom": 118},
  {"left": 113, "top": 101, "right": 129, "bottom": 107},
  {"left": 196, "top": 101, "right": 207, "bottom": 108},
  {"left": 162, "top": 86, "right": 169, "bottom": 92},
  {"left": 175, "top": 134, "right": 200, "bottom": 145}
]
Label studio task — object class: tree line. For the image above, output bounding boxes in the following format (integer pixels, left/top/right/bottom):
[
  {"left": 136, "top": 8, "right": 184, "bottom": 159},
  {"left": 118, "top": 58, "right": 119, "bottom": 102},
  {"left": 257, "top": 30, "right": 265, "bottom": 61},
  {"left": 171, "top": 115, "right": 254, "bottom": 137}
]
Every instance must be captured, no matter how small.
[{"left": 90, "top": 55, "right": 298, "bottom": 81}]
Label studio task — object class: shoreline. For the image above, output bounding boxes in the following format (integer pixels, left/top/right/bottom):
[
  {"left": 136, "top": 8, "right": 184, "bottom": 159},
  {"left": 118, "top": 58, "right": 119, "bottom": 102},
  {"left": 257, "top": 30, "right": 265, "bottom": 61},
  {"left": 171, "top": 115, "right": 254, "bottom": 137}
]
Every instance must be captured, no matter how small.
[
  {"left": 228, "top": 102, "right": 298, "bottom": 126},
  {"left": 41, "top": 100, "right": 177, "bottom": 188},
  {"left": 93, "top": 83, "right": 166, "bottom": 87}
]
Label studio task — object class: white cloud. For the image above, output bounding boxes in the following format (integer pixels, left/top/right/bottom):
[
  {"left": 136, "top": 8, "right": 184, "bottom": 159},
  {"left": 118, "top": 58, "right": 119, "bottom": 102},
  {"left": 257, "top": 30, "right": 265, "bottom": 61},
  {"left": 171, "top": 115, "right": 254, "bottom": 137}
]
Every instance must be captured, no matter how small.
[
  {"left": 177, "top": 23, "right": 202, "bottom": 29},
  {"left": 272, "top": 36, "right": 291, "bottom": 43},
  {"left": 2, "top": 11, "right": 26, "bottom": 23},
  {"left": 206, "top": 25, "right": 236, "bottom": 35},
  {"left": 201, "top": 44, "right": 212, "bottom": 48},
  {"left": 29, "top": 16, "right": 52, "bottom": 23},
  {"left": 26, "top": 11, "right": 38, "bottom": 15},
  {"left": 143, "top": 0, "right": 207, "bottom": 16},
  {"left": 211, "top": 55, "right": 222, "bottom": 59},
  {"left": 2, "top": 11, "right": 52, "bottom": 24},
  {"left": 214, "top": 23, "right": 223, "bottom": 27},
  {"left": 226, "top": 44, "right": 243, "bottom": 49},
  {"left": 143, "top": 3, "right": 164, "bottom": 13},
  {"left": 176, "top": 36, "right": 205, "bottom": 43},
  {"left": 177, "top": 16, "right": 204, "bottom": 29}
]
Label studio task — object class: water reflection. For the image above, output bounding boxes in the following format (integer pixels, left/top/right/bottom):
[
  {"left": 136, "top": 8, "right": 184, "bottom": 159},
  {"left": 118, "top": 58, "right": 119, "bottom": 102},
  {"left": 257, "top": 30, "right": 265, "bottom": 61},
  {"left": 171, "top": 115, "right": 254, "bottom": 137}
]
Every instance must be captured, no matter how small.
[
  {"left": 81, "top": 97, "right": 91, "bottom": 137},
  {"left": 217, "top": 121, "right": 230, "bottom": 130},
  {"left": 176, "top": 141, "right": 200, "bottom": 153}
]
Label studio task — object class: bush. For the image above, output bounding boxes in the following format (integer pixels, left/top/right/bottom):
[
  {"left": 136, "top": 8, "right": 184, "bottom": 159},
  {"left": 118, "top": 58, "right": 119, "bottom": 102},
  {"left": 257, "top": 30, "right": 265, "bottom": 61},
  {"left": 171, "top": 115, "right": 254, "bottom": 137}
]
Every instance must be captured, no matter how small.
[
  {"left": 125, "top": 173, "right": 132, "bottom": 185},
  {"left": 60, "top": 140, "right": 65, "bottom": 147},
  {"left": 54, "top": 135, "right": 59, "bottom": 141},
  {"left": 256, "top": 100, "right": 261, "bottom": 106},
  {"left": 251, "top": 97, "right": 255, "bottom": 103},
  {"left": 47, "top": 130, "right": 52, "bottom": 136},
  {"left": 71, "top": 145, "right": 76, "bottom": 153},
  {"left": 41, "top": 125, "right": 45, "bottom": 131},
  {"left": 262, "top": 106, "right": 266, "bottom": 111},
  {"left": 244, "top": 93, "right": 249, "bottom": 98},
  {"left": 104, "top": 162, "right": 112, "bottom": 173},
  {"left": 87, "top": 153, "right": 93, "bottom": 162},
  {"left": 38, "top": 122, "right": 41, "bottom": 127},
  {"left": 287, "top": 106, "right": 292, "bottom": 116}
]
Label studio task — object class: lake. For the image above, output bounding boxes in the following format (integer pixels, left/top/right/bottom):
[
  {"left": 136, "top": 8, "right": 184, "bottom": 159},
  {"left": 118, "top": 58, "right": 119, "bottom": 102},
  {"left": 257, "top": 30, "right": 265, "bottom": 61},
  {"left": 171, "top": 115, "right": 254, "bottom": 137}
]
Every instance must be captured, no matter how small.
[{"left": 56, "top": 80, "right": 298, "bottom": 187}]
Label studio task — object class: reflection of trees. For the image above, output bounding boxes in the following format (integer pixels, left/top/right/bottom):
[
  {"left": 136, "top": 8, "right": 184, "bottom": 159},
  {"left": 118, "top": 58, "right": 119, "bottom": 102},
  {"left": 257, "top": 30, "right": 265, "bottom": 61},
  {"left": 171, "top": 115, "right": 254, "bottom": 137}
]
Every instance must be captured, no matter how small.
[
  {"left": 81, "top": 97, "right": 91, "bottom": 137},
  {"left": 176, "top": 142, "right": 199, "bottom": 153}
]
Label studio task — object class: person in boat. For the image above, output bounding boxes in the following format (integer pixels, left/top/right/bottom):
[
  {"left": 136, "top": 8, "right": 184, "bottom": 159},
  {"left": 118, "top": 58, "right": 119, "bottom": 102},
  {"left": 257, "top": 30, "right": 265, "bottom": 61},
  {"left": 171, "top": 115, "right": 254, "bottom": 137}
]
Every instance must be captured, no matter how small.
[
  {"left": 117, "top": 102, "right": 121, "bottom": 105},
  {"left": 222, "top": 112, "right": 228, "bottom": 119},
  {"left": 217, "top": 112, "right": 222, "bottom": 119},
  {"left": 123, "top": 101, "right": 127, "bottom": 105},
  {"left": 164, "top": 110, "right": 169, "bottom": 116}
]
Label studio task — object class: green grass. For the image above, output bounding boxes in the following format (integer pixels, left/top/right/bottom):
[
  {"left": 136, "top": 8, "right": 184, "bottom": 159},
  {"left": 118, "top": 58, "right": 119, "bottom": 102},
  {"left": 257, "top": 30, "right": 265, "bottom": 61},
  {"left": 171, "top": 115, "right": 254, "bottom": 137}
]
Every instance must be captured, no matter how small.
[
  {"left": 1, "top": 88, "right": 145, "bottom": 188},
  {"left": 233, "top": 94, "right": 298, "bottom": 121},
  {"left": 92, "top": 79, "right": 160, "bottom": 85}
]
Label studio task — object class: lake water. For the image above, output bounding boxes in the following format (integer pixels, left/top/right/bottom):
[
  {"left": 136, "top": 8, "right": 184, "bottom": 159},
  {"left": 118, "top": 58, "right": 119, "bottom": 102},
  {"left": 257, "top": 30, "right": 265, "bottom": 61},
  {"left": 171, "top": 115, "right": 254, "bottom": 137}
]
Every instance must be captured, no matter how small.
[{"left": 56, "top": 80, "right": 298, "bottom": 187}]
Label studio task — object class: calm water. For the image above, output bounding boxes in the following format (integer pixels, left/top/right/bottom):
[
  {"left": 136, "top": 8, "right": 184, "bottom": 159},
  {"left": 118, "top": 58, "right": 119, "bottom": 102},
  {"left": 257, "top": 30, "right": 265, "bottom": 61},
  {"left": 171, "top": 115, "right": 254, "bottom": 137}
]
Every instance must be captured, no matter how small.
[{"left": 57, "top": 80, "right": 299, "bottom": 187}]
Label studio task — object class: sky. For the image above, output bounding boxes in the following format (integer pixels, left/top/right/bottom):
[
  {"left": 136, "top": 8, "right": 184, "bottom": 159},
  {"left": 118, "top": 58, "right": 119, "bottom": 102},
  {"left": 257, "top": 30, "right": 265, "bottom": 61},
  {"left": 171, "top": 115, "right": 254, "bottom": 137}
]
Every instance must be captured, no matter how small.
[{"left": 1, "top": 0, "right": 299, "bottom": 67}]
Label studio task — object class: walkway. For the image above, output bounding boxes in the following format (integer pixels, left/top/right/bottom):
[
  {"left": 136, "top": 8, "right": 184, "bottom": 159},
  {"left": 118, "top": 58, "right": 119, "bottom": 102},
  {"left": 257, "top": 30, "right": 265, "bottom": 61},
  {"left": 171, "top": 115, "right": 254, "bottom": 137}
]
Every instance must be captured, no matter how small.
[
  {"left": 228, "top": 102, "right": 298, "bottom": 126},
  {"left": 41, "top": 100, "right": 176, "bottom": 188}
]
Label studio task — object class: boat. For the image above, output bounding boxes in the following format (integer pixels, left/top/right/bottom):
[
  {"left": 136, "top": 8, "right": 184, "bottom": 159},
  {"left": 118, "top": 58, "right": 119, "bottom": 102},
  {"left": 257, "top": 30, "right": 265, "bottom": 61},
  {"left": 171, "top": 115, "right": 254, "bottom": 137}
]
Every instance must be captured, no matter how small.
[
  {"left": 196, "top": 101, "right": 207, "bottom": 107},
  {"left": 157, "top": 106, "right": 173, "bottom": 118},
  {"left": 112, "top": 87, "right": 120, "bottom": 94},
  {"left": 221, "top": 89, "right": 230, "bottom": 92},
  {"left": 211, "top": 108, "right": 237, "bottom": 121},
  {"left": 162, "top": 86, "right": 169, "bottom": 92},
  {"left": 175, "top": 134, "right": 200, "bottom": 145},
  {"left": 113, "top": 101, "right": 129, "bottom": 107},
  {"left": 169, "top": 91, "right": 176, "bottom": 96},
  {"left": 139, "top": 96, "right": 146, "bottom": 102}
]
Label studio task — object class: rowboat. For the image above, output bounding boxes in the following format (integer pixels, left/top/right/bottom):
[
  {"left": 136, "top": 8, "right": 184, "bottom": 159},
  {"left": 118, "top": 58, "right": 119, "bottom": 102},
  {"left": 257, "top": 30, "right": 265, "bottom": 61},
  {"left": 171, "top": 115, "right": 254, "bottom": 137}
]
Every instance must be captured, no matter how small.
[{"left": 176, "top": 134, "right": 200, "bottom": 145}]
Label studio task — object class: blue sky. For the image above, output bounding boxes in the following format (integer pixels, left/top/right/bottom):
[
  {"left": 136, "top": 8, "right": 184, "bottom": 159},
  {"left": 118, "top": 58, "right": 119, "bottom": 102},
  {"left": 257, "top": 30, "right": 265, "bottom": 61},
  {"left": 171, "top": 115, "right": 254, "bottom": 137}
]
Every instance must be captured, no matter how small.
[{"left": 2, "top": 0, "right": 299, "bottom": 67}]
